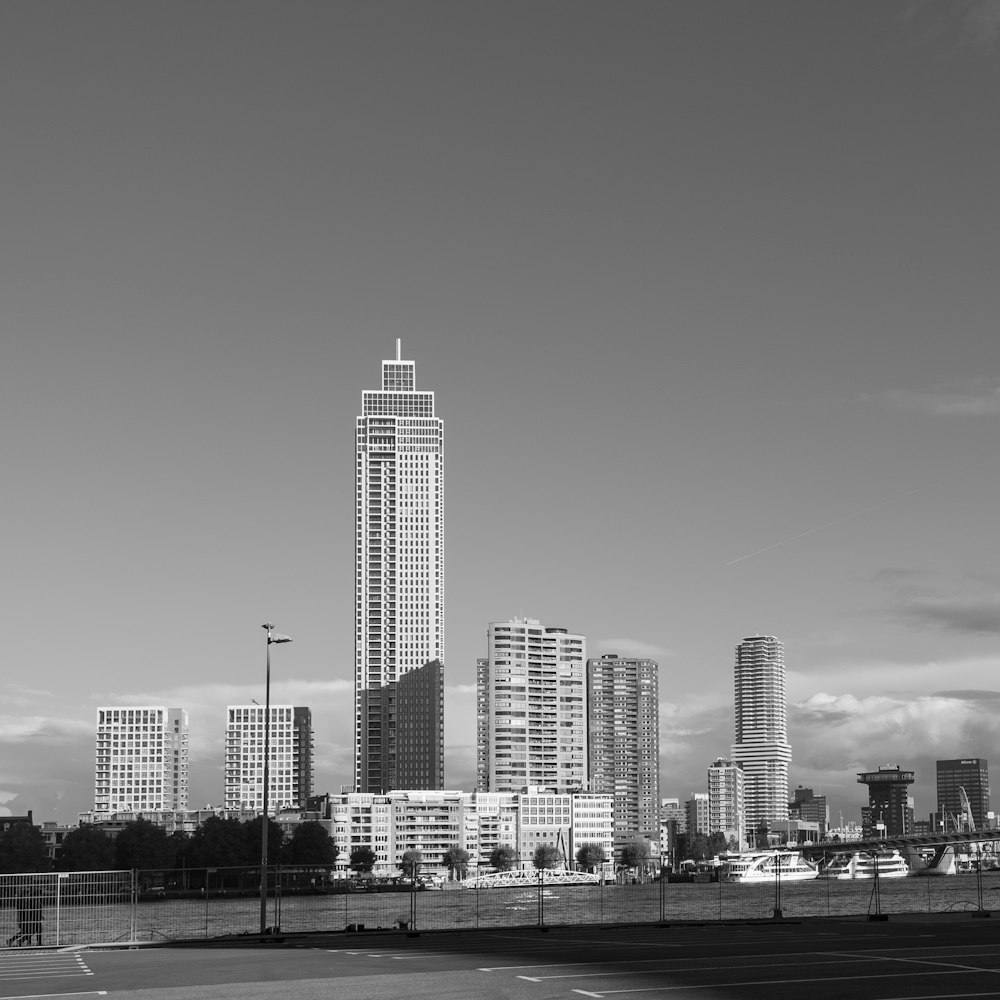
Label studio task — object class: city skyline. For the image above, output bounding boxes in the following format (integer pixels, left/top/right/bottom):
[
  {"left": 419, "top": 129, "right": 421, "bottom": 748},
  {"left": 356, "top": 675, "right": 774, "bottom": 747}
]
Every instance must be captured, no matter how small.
[{"left": 2, "top": 2, "right": 999, "bottom": 827}]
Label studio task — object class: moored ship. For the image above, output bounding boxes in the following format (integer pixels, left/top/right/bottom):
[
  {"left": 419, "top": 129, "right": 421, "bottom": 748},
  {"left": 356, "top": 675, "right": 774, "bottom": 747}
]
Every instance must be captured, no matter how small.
[{"left": 725, "top": 850, "right": 819, "bottom": 883}]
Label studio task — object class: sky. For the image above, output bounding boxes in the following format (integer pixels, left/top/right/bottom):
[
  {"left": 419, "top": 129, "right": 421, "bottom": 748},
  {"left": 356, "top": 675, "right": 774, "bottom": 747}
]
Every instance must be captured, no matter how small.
[{"left": 2, "top": 0, "right": 999, "bottom": 830}]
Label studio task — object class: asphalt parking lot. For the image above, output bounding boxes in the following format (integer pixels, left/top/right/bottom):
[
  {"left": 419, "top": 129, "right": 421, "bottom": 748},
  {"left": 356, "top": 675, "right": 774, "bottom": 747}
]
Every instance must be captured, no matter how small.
[{"left": 2, "top": 913, "right": 1000, "bottom": 1000}]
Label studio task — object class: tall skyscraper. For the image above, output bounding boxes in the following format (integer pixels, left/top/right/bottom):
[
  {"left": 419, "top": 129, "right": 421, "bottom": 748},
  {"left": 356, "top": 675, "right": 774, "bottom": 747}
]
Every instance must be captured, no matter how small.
[
  {"left": 477, "top": 618, "right": 587, "bottom": 793},
  {"left": 224, "top": 705, "right": 314, "bottom": 811},
  {"left": 587, "top": 653, "right": 660, "bottom": 851},
  {"left": 731, "top": 634, "right": 791, "bottom": 834},
  {"left": 356, "top": 341, "right": 445, "bottom": 793},
  {"left": 94, "top": 706, "right": 189, "bottom": 814},
  {"left": 707, "top": 757, "right": 746, "bottom": 850},
  {"left": 936, "top": 758, "right": 990, "bottom": 830}
]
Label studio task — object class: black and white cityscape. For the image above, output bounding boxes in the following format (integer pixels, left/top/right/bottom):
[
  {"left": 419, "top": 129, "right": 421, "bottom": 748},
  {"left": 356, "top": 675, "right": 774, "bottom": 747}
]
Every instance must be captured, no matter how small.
[{"left": 2, "top": 3, "right": 998, "bottom": 878}]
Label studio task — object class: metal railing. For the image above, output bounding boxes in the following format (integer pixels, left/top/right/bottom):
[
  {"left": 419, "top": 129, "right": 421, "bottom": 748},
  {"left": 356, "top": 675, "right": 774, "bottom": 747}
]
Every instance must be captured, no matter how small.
[{"left": 3, "top": 860, "right": 998, "bottom": 948}]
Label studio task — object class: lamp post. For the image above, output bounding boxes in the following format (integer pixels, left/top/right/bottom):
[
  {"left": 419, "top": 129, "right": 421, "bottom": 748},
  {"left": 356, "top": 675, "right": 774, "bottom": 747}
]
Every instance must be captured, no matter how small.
[{"left": 260, "top": 622, "right": 292, "bottom": 935}]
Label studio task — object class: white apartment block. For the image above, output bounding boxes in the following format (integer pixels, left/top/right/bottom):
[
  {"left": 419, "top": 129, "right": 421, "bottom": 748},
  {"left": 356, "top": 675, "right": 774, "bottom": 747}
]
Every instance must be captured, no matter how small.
[
  {"left": 477, "top": 618, "right": 587, "bottom": 794},
  {"left": 707, "top": 757, "right": 746, "bottom": 850},
  {"left": 587, "top": 654, "right": 660, "bottom": 851},
  {"left": 686, "top": 791, "right": 709, "bottom": 836},
  {"left": 356, "top": 341, "right": 445, "bottom": 793},
  {"left": 94, "top": 706, "right": 189, "bottom": 814},
  {"left": 224, "top": 705, "right": 313, "bottom": 812},
  {"left": 731, "top": 634, "right": 791, "bottom": 832},
  {"left": 328, "top": 790, "right": 612, "bottom": 875}
]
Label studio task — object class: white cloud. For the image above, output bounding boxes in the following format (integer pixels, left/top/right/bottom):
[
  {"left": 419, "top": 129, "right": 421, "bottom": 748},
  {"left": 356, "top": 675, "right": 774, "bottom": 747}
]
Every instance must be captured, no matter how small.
[{"left": 877, "top": 381, "right": 1000, "bottom": 416}]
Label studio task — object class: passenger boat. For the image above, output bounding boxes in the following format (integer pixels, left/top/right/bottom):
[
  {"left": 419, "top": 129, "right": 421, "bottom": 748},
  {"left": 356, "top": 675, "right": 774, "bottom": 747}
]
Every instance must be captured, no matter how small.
[
  {"left": 824, "top": 850, "right": 910, "bottom": 879},
  {"left": 725, "top": 850, "right": 819, "bottom": 882},
  {"left": 463, "top": 868, "right": 601, "bottom": 889}
]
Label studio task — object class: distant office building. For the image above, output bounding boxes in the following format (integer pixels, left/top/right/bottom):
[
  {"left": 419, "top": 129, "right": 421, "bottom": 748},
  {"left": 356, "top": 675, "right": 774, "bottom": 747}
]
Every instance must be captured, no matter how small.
[
  {"left": 731, "top": 635, "right": 791, "bottom": 833},
  {"left": 224, "top": 705, "right": 314, "bottom": 812},
  {"left": 477, "top": 618, "right": 587, "bottom": 793},
  {"left": 356, "top": 341, "right": 445, "bottom": 793},
  {"left": 857, "top": 764, "right": 914, "bottom": 837},
  {"left": 660, "top": 797, "right": 685, "bottom": 867},
  {"left": 708, "top": 758, "right": 746, "bottom": 850},
  {"left": 686, "top": 792, "right": 709, "bottom": 836},
  {"left": 94, "top": 706, "right": 189, "bottom": 814},
  {"left": 789, "top": 786, "right": 829, "bottom": 839},
  {"left": 936, "top": 759, "right": 990, "bottom": 831},
  {"left": 587, "top": 654, "right": 660, "bottom": 851}
]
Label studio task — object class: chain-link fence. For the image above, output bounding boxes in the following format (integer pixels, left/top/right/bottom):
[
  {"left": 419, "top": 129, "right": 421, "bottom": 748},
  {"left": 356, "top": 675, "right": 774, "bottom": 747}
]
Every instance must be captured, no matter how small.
[{"left": 3, "top": 862, "right": 999, "bottom": 948}]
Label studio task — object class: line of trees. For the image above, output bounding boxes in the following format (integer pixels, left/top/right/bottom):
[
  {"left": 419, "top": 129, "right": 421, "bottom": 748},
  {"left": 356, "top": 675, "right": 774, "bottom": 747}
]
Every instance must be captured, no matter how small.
[{"left": 0, "top": 817, "right": 337, "bottom": 874}]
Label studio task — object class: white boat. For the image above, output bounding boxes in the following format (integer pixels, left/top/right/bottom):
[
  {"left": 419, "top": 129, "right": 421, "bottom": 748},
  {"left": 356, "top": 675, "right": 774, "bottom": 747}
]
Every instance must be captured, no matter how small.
[
  {"left": 824, "top": 850, "right": 910, "bottom": 879},
  {"left": 725, "top": 850, "right": 819, "bottom": 883},
  {"left": 463, "top": 868, "right": 601, "bottom": 889}
]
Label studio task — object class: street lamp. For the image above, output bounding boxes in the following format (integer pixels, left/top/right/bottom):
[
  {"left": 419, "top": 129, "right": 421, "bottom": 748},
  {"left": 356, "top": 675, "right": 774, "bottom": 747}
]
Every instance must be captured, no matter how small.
[{"left": 260, "top": 622, "right": 292, "bottom": 935}]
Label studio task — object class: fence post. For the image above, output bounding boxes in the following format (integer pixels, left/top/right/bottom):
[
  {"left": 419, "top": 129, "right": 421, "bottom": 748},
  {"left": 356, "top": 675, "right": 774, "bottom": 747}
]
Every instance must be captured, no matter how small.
[
  {"left": 130, "top": 869, "right": 138, "bottom": 942},
  {"left": 773, "top": 856, "right": 782, "bottom": 919},
  {"left": 538, "top": 868, "right": 545, "bottom": 928}
]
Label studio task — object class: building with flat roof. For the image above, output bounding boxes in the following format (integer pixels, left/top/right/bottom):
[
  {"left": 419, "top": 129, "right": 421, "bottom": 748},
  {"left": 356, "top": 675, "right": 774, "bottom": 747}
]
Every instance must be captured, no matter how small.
[
  {"left": 476, "top": 618, "right": 587, "bottom": 794},
  {"left": 708, "top": 757, "right": 746, "bottom": 849},
  {"left": 224, "top": 705, "right": 313, "bottom": 811},
  {"left": 94, "top": 706, "right": 189, "bottom": 814},
  {"left": 936, "top": 758, "right": 990, "bottom": 831},
  {"left": 587, "top": 654, "right": 660, "bottom": 852}
]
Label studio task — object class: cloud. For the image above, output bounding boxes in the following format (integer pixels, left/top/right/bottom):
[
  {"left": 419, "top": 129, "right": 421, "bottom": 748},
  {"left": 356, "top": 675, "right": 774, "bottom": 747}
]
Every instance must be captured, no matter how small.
[
  {"left": 903, "top": 1, "right": 1000, "bottom": 53},
  {"left": 896, "top": 593, "right": 1000, "bottom": 635},
  {"left": 876, "top": 380, "right": 1000, "bottom": 416}
]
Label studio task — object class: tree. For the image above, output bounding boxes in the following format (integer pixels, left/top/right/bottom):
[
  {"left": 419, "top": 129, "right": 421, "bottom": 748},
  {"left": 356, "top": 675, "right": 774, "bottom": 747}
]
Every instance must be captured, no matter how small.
[
  {"left": 442, "top": 846, "right": 470, "bottom": 880},
  {"left": 684, "top": 833, "right": 709, "bottom": 861},
  {"left": 575, "top": 843, "right": 607, "bottom": 872},
  {"left": 349, "top": 845, "right": 377, "bottom": 873},
  {"left": 287, "top": 822, "right": 336, "bottom": 866},
  {"left": 707, "top": 832, "right": 728, "bottom": 857},
  {"left": 186, "top": 816, "right": 249, "bottom": 868},
  {"left": 754, "top": 820, "right": 770, "bottom": 850},
  {"left": 244, "top": 817, "right": 286, "bottom": 866},
  {"left": 618, "top": 839, "right": 650, "bottom": 871},
  {"left": 532, "top": 843, "right": 561, "bottom": 870},
  {"left": 0, "top": 822, "right": 48, "bottom": 874},
  {"left": 56, "top": 825, "right": 115, "bottom": 872},
  {"left": 489, "top": 844, "right": 518, "bottom": 872},
  {"left": 115, "top": 818, "right": 175, "bottom": 871},
  {"left": 401, "top": 848, "right": 423, "bottom": 880}
]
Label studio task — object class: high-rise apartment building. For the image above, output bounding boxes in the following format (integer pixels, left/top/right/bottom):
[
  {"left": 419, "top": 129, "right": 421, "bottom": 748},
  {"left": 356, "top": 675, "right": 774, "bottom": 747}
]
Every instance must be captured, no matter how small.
[
  {"left": 224, "top": 705, "right": 314, "bottom": 811},
  {"left": 94, "top": 706, "right": 189, "bottom": 814},
  {"left": 686, "top": 791, "right": 709, "bottom": 836},
  {"left": 936, "top": 758, "right": 990, "bottom": 830},
  {"left": 731, "top": 634, "right": 791, "bottom": 833},
  {"left": 587, "top": 654, "right": 660, "bottom": 851},
  {"left": 708, "top": 757, "right": 746, "bottom": 849},
  {"left": 477, "top": 618, "right": 587, "bottom": 793},
  {"left": 356, "top": 341, "right": 444, "bottom": 793}
]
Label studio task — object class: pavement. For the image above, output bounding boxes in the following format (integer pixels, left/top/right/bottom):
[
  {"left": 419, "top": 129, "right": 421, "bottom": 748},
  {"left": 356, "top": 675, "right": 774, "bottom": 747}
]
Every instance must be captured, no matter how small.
[{"left": 3, "top": 912, "right": 1000, "bottom": 1000}]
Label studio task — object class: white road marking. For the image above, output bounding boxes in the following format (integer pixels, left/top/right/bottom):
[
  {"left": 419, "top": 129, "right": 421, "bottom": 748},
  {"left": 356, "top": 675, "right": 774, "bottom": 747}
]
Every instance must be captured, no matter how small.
[{"left": 569, "top": 966, "right": 991, "bottom": 997}]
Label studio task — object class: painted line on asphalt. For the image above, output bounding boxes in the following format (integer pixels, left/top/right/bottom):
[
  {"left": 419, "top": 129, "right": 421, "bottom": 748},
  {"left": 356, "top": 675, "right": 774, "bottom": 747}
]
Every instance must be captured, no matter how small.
[
  {"left": 1, "top": 993, "right": 106, "bottom": 999},
  {"left": 568, "top": 966, "right": 992, "bottom": 997},
  {"left": 516, "top": 955, "right": 873, "bottom": 982}
]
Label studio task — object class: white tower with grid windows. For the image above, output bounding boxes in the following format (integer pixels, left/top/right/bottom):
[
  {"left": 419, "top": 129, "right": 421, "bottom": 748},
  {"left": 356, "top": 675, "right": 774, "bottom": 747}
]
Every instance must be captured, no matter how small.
[
  {"left": 476, "top": 618, "right": 587, "bottom": 794},
  {"left": 356, "top": 341, "right": 444, "bottom": 792},
  {"left": 94, "top": 706, "right": 189, "bottom": 814},
  {"left": 224, "top": 705, "right": 313, "bottom": 811}
]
